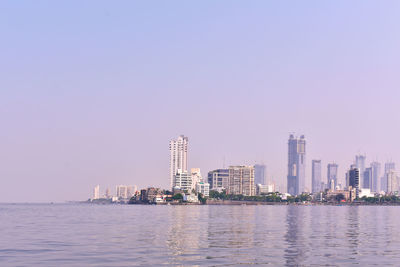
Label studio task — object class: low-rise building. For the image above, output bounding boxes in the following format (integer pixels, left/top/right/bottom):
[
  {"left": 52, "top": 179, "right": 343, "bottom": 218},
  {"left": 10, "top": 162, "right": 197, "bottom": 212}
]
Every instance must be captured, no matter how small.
[
  {"left": 256, "top": 184, "right": 275, "bottom": 195},
  {"left": 184, "top": 194, "right": 199, "bottom": 203},
  {"left": 196, "top": 182, "right": 210, "bottom": 197},
  {"left": 326, "top": 190, "right": 351, "bottom": 202},
  {"left": 174, "top": 169, "right": 192, "bottom": 193},
  {"left": 359, "top": 188, "right": 374, "bottom": 198}
]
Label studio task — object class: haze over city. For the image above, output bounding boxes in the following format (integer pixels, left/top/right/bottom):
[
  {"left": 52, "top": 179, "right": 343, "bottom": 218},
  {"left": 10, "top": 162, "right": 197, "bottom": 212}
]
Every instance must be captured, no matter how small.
[{"left": 1, "top": 1, "right": 400, "bottom": 202}]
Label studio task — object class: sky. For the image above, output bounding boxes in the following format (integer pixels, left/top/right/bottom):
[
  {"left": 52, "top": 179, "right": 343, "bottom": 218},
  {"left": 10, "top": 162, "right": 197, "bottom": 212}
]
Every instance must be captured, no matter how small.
[{"left": 1, "top": 1, "right": 400, "bottom": 202}]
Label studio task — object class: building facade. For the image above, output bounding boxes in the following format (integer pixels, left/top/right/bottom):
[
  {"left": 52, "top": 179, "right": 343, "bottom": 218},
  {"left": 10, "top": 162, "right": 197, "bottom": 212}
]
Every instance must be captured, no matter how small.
[
  {"left": 363, "top": 167, "right": 372, "bottom": 190},
  {"left": 386, "top": 170, "right": 398, "bottom": 194},
  {"left": 312, "top": 160, "right": 322, "bottom": 193},
  {"left": 228, "top": 166, "right": 255, "bottom": 196},
  {"left": 370, "top": 161, "right": 381, "bottom": 193},
  {"left": 208, "top": 169, "right": 229, "bottom": 191},
  {"left": 116, "top": 185, "right": 134, "bottom": 199},
  {"left": 190, "top": 168, "right": 202, "bottom": 191},
  {"left": 348, "top": 167, "right": 360, "bottom": 198},
  {"left": 169, "top": 135, "right": 188, "bottom": 190},
  {"left": 382, "top": 162, "right": 395, "bottom": 193},
  {"left": 173, "top": 169, "right": 192, "bottom": 192},
  {"left": 327, "top": 163, "right": 338, "bottom": 190},
  {"left": 287, "top": 134, "right": 306, "bottom": 196},
  {"left": 254, "top": 164, "right": 267, "bottom": 185},
  {"left": 196, "top": 182, "right": 210, "bottom": 197}
]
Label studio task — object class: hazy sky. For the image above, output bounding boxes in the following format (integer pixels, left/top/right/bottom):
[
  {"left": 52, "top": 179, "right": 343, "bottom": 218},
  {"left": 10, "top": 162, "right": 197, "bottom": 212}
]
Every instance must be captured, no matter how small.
[{"left": 1, "top": 1, "right": 400, "bottom": 202}]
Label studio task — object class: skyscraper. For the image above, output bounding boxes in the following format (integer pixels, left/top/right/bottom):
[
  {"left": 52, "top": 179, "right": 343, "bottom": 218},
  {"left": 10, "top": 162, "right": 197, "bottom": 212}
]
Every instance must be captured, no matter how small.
[
  {"left": 370, "top": 162, "right": 381, "bottom": 193},
  {"left": 355, "top": 155, "right": 366, "bottom": 188},
  {"left": 363, "top": 167, "right": 372, "bottom": 190},
  {"left": 348, "top": 167, "right": 360, "bottom": 198},
  {"left": 386, "top": 170, "right": 398, "bottom": 194},
  {"left": 385, "top": 162, "right": 395, "bottom": 173},
  {"left": 312, "top": 160, "right": 322, "bottom": 193},
  {"left": 169, "top": 135, "right": 188, "bottom": 189},
  {"left": 228, "top": 166, "right": 255, "bottom": 196},
  {"left": 254, "top": 164, "right": 267, "bottom": 185},
  {"left": 327, "top": 163, "right": 338, "bottom": 189},
  {"left": 287, "top": 134, "right": 306, "bottom": 196}
]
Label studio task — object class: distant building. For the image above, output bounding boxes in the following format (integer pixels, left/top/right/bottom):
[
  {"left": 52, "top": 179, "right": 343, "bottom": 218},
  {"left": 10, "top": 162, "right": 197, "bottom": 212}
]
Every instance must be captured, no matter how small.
[
  {"left": 116, "top": 185, "right": 134, "bottom": 199},
  {"left": 174, "top": 169, "right": 192, "bottom": 192},
  {"left": 326, "top": 190, "right": 350, "bottom": 202},
  {"left": 256, "top": 184, "right": 275, "bottom": 195},
  {"left": 105, "top": 188, "right": 110, "bottom": 199},
  {"left": 254, "top": 164, "right": 267, "bottom": 185},
  {"left": 359, "top": 188, "right": 374, "bottom": 198},
  {"left": 127, "top": 186, "right": 135, "bottom": 198},
  {"left": 387, "top": 170, "right": 398, "bottom": 195},
  {"left": 347, "top": 167, "right": 360, "bottom": 198},
  {"left": 287, "top": 134, "right": 306, "bottom": 196},
  {"left": 196, "top": 182, "right": 210, "bottom": 197},
  {"left": 191, "top": 168, "right": 202, "bottom": 191},
  {"left": 363, "top": 167, "right": 372, "bottom": 190},
  {"left": 355, "top": 155, "right": 366, "bottom": 188},
  {"left": 370, "top": 162, "right": 381, "bottom": 193},
  {"left": 93, "top": 185, "right": 100, "bottom": 200},
  {"left": 208, "top": 169, "right": 229, "bottom": 191},
  {"left": 228, "top": 165, "right": 255, "bottom": 196},
  {"left": 329, "top": 179, "right": 335, "bottom": 191},
  {"left": 146, "top": 187, "right": 163, "bottom": 202},
  {"left": 327, "top": 163, "right": 338, "bottom": 190},
  {"left": 183, "top": 194, "right": 199, "bottom": 203},
  {"left": 312, "top": 160, "right": 322, "bottom": 193},
  {"left": 385, "top": 162, "right": 395, "bottom": 173},
  {"left": 169, "top": 135, "right": 188, "bottom": 190},
  {"left": 382, "top": 162, "right": 395, "bottom": 193}
]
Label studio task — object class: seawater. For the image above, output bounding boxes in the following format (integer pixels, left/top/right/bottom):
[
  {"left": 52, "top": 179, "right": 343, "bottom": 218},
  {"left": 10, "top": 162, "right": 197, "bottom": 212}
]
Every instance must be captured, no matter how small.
[{"left": 1, "top": 204, "right": 400, "bottom": 266}]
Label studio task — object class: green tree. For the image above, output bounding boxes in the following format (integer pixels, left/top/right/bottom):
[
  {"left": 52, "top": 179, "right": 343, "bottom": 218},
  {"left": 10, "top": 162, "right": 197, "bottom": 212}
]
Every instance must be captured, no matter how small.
[
  {"left": 198, "top": 193, "right": 207, "bottom": 204},
  {"left": 172, "top": 193, "right": 183, "bottom": 200}
]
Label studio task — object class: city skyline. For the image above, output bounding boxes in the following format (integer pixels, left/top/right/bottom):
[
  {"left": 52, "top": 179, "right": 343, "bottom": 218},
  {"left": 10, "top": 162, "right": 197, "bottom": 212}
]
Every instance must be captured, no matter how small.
[
  {"left": 2, "top": 1, "right": 400, "bottom": 202},
  {"left": 90, "top": 133, "right": 400, "bottom": 201}
]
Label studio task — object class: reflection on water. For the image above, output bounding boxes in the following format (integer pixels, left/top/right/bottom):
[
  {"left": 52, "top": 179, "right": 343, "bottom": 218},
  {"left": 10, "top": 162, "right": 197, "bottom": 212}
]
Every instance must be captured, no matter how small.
[
  {"left": 346, "top": 207, "right": 359, "bottom": 258},
  {"left": 284, "top": 206, "right": 305, "bottom": 266},
  {"left": 2, "top": 204, "right": 400, "bottom": 266}
]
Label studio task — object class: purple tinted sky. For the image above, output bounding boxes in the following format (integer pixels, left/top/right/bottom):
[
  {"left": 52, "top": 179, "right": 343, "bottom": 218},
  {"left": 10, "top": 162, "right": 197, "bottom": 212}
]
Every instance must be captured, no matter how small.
[{"left": 1, "top": 1, "right": 400, "bottom": 202}]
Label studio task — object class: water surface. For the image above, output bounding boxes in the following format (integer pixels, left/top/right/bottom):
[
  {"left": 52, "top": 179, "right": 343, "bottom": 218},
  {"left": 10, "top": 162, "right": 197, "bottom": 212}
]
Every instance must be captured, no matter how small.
[{"left": 1, "top": 204, "right": 399, "bottom": 266}]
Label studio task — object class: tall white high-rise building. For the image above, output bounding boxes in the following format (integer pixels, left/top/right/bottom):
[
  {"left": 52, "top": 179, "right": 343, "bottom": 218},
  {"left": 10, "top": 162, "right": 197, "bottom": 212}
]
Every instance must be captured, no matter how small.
[
  {"left": 93, "top": 185, "right": 100, "bottom": 200},
  {"left": 169, "top": 135, "right": 188, "bottom": 189}
]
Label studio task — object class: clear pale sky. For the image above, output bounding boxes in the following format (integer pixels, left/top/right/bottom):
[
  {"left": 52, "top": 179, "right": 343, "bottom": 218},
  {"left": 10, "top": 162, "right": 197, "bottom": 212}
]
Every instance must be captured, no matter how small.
[{"left": 1, "top": 1, "right": 400, "bottom": 202}]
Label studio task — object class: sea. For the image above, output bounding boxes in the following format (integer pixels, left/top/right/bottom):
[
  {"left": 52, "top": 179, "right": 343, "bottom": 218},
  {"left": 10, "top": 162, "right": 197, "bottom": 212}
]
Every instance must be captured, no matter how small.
[{"left": 1, "top": 203, "right": 399, "bottom": 266}]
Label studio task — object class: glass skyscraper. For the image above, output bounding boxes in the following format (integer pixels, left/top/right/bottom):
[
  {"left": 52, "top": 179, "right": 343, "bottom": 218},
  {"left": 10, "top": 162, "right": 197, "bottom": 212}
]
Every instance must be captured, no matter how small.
[{"left": 287, "top": 134, "right": 306, "bottom": 196}]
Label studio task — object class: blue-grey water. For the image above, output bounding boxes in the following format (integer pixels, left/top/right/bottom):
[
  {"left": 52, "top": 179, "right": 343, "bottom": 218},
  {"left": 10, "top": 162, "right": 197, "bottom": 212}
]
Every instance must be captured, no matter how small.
[{"left": 1, "top": 204, "right": 400, "bottom": 266}]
